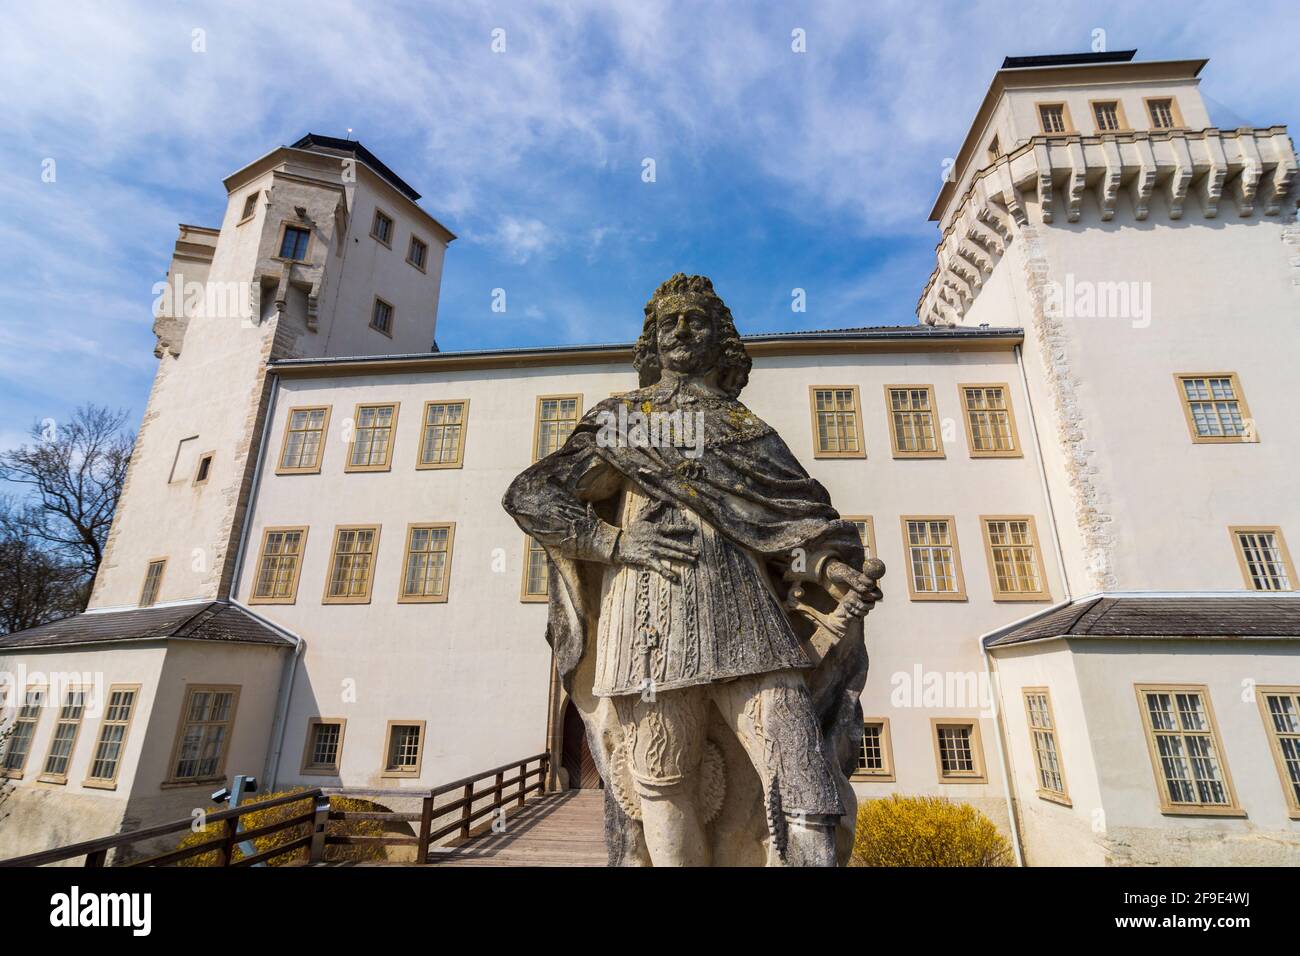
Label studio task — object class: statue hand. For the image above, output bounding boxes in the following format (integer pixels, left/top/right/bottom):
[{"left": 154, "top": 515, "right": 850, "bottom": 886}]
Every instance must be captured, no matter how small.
[
  {"left": 613, "top": 520, "right": 699, "bottom": 583},
  {"left": 823, "top": 558, "right": 884, "bottom": 618}
]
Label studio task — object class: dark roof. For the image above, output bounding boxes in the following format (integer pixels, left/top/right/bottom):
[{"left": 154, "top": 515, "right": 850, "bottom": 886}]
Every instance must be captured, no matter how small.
[
  {"left": 1001, "top": 50, "right": 1137, "bottom": 70},
  {"left": 985, "top": 596, "right": 1300, "bottom": 649},
  {"left": 291, "top": 133, "right": 421, "bottom": 202},
  {"left": 0, "top": 601, "right": 294, "bottom": 651}
]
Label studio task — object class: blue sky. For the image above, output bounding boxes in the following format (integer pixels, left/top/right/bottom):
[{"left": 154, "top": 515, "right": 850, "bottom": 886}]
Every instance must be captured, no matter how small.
[{"left": 1, "top": 0, "right": 1297, "bottom": 449}]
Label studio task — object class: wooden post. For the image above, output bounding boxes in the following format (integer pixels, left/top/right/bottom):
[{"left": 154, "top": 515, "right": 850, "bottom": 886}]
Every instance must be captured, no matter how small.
[
  {"left": 518, "top": 762, "right": 527, "bottom": 807},
  {"left": 308, "top": 796, "right": 331, "bottom": 864},
  {"left": 416, "top": 794, "right": 434, "bottom": 864},
  {"left": 220, "top": 814, "right": 242, "bottom": 867},
  {"left": 459, "top": 782, "right": 473, "bottom": 840},
  {"left": 84, "top": 848, "right": 107, "bottom": 868}
]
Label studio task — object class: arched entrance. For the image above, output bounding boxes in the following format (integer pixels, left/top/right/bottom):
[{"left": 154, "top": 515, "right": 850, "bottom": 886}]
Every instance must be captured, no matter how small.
[{"left": 561, "top": 700, "right": 603, "bottom": 790}]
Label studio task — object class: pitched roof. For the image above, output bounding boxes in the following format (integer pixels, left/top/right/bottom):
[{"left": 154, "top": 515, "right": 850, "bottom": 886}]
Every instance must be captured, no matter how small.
[
  {"left": 984, "top": 595, "right": 1300, "bottom": 649},
  {"left": 291, "top": 133, "right": 421, "bottom": 202},
  {"left": 0, "top": 601, "right": 294, "bottom": 651}
]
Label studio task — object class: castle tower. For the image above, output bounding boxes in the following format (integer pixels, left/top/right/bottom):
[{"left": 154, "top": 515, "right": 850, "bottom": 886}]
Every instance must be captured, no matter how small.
[
  {"left": 921, "top": 51, "right": 1299, "bottom": 596},
  {"left": 90, "top": 135, "right": 455, "bottom": 609}
]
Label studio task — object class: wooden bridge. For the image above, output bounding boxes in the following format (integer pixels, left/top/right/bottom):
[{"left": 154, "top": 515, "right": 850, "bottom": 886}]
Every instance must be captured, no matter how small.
[{"left": 429, "top": 789, "right": 605, "bottom": 867}]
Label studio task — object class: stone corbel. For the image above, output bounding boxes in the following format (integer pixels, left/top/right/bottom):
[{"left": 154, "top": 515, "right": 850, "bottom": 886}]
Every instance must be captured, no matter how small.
[
  {"left": 1198, "top": 132, "right": 1227, "bottom": 219},
  {"left": 989, "top": 164, "right": 1028, "bottom": 227},
  {"left": 1260, "top": 138, "right": 1298, "bottom": 216},
  {"left": 1232, "top": 134, "right": 1262, "bottom": 217},
  {"left": 1097, "top": 140, "right": 1122, "bottom": 221},
  {"left": 957, "top": 239, "right": 991, "bottom": 277},
  {"left": 305, "top": 276, "right": 321, "bottom": 332},
  {"left": 975, "top": 197, "right": 1014, "bottom": 244},
  {"left": 1167, "top": 135, "right": 1193, "bottom": 220},
  {"left": 273, "top": 261, "right": 291, "bottom": 314},
  {"left": 1033, "top": 143, "right": 1054, "bottom": 224},
  {"left": 1065, "top": 141, "right": 1087, "bottom": 223},
  {"left": 966, "top": 217, "right": 1004, "bottom": 256},
  {"left": 1129, "top": 139, "right": 1157, "bottom": 221}
]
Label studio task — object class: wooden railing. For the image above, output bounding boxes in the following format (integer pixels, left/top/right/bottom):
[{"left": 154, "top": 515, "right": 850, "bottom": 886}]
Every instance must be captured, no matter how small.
[{"left": 0, "top": 751, "right": 550, "bottom": 868}]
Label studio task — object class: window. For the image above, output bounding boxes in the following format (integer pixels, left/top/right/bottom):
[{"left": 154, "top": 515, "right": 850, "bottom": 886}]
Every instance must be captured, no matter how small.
[
  {"left": 324, "top": 525, "right": 380, "bottom": 604},
  {"left": 1176, "top": 373, "right": 1252, "bottom": 443},
  {"left": 533, "top": 395, "right": 581, "bottom": 460},
  {"left": 960, "top": 384, "right": 1019, "bottom": 457},
  {"left": 886, "top": 385, "right": 943, "bottom": 458},
  {"left": 193, "top": 451, "right": 214, "bottom": 485},
  {"left": 346, "top": 403, "right": 399, "bottom": 471},
  {"left": 383, "top": 721, "right": 425, "bottom": 777},
  {"left": 277, "top": 406, "right": 331, "bottom": 474},
  {"left": 932, "top": 719, "right": 987, "bottom": 783},
  {"left": 0, "top": 688, "right": 44, "bottom": 777},
  {"left": 843, "top": 516, "right": 877, "bottom": 561},
  {"left": 407, "top": 235, "right": 428, "bottom": 271},
  {"left": 1257, "top": 687, "right": 1300, "bottom": 818},
  {"left": 370, "top": 297, "right": 394, "bottom": 337},
  {"left": 400, "top": 523, "right": 454, "bottom": 603},
  {"left": 1146, "top": 97, "right": 1180, "bottom": 129},
  {"left": 981, "top": 516, "right": 1050, "bottom": 601},
  {"left": 249, "top": 526, "right": 308, "bottom": 604},
  {"left": 84, "top": 685, "right": 139, "bottom": 788},
  {"left": 987, "top": 135, "right": 1001, "bottom": 163},
  {"left": 169, "top": 686, "right": 239, "bottom": 783},
  {"left": 370, "top": 209, "right": 394, "bottom": 246},
  {"left": 140, "top": 559, "right": 166, "bottom": 607},
  {"left": 522, "top": 535, "right": 549, "bottom": 602},
  {"left": 1023, "top": 688, "right": 1069, "bottom": 804},
  {"left": 854, "top": 719, "right": 894, "bottom": 781},
  {"left": 1136, "top": 685, "right": 1240, "bottom": 815},
  {"left": 902, "top": 517, "right": 966, "bottom": 600},
  {"left": 809, "top": 386, "right": 866, "bottom": 459},
  {"left": 39, "top": 686, "right": 87, "bottom": 783},
  {"left": 418, "top": 400, "right": 468, "bottom": 469},
  {"left": 301, "top": 718, "right": 346, "bottom": 775},
  {"left": 1037, "top": 103, "right": 1070, "bottom": 134},
  {"left": 1091, "top": 100, "right": 1125, "bottom": 132},
  {"left": 239, "top": 192, "right": 259, "bottom": 222},
  {"left": 1231, "top": 526, "right": 1295, "bottom": 591},
  {"left": 279, "top": 225, "right": 310, "bottom": 261}
]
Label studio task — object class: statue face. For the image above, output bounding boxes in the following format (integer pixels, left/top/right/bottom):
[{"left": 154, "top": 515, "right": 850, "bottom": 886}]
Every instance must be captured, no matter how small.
[{"left": 654, "top": 302, "right": 721, "bottom": 375}]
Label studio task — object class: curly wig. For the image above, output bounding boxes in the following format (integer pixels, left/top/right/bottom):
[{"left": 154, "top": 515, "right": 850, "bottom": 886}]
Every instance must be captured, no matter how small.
[{"left": 632, "top": 273, "right": 752, "bottom": 398}]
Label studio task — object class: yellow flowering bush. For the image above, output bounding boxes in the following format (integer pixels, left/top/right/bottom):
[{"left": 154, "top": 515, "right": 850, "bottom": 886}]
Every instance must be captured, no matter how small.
[
  {"left": 174, "top": 788, "right": 388, "bottom": 866},
  {"left": 850, "top": 795, "right": 1013, "bottom": 867}
]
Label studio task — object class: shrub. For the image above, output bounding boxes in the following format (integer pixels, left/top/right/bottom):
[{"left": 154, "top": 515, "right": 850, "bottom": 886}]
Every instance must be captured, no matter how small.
[
  {"left": 851, "top": 794, "right": 1013, "bottom": 867},
  {"left": 174, "top": 789, "right": 389, "bottom": 866}
]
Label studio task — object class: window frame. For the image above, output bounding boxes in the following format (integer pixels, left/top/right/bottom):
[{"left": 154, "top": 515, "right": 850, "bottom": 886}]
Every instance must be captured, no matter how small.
[
  {"left": 1229, "top": 525, "right": 1296, "bottom": 592},
  {"left": 397, "top": 522, "right": 455, "bottom": 604},
  {"left": 1088, "top": 98, "right": 1129, "bottom": 133},
  {"left": 237, "top": 191, "right": 260, "bottom": 224},
  {"left": 370, "top": 208, "right": 394, "bottom": 248},
  {"left": 83, "top": 683, "right": 141, "bottom": 790},
  {"left": 164, "top": 684, "right": 241, "bottom": 787},
  {"left": 808, "top": 385, "right": 867, "bottom": 460},
  {"left": 900, "top": 515, "right": 967, "bottom": 601},
  {"left": 884, "top": 384, "right": 945, "bottom": 459},
  {"left": 275, "top": 221, "right": 313, "bottom": 262},
  {"left": 300, "top": 717, "right": 347, "bottom": 776},
  {"left": 0, "top": 686, "right": 45, "bottom": 779},
  {"left": 1144, "top": 95, "right": 1184, "bottom": 130},
  {"left": 416, "top": 399, "right": 469, "bottom": 470},
  {"left": 1035, "top": 101, "right": 1074, "bottom": 134},
  {"left": 345, "top": 402, "right": 400, "bottom": 473},
  {"left": 140, "top": 558, "right": 167, "bottom": 607},
  {"left": 1134, "top": 683, "right": 1242, "bottom": 817},
  {"left": 959, "top": 383, "right": 1021, "bottom": 458},
  {"left": 37, "top": 685, "right": 88, "bottom": 785},
  {"left": 248, "top": 525, "right": 309, "bottom": 605},
  {"left": 382, "top": 720, "right": 426, "bottom": 779},
  {"left": 276, "top": 404, "right": 332, "bottom": 476},
  {"left": 1022, "top": 687, "right": 1070, "bottom": 805},
  {"left": 406, "top": 234, "right": 429, "bottom": 272},
  {"left": 1256, "top": 685, "right": 1300, "bottom": 819},
  {"left": 322, "top": 524, "right": 382, "bottom": 605},
  {"left": 930, "top": 718, "right": 988, "bottom": 784},
  {"left": 369, "top": 295, "right": 395, "bottom": 338},
  {"left": 1174, "top": 372, "right": 1254, "bottom": 444},
  {"left": 852, "top": 718, "right": 895, "bottom": 782},
  {"left": 521, "top": 534, "right": 550, "bottom": 603},
  {"left": 532, "top": 394, "right": 583, "bottom": 461},
  {"left": 980, "top": 515, "right": 1051, "bottom": 602},
  {"left": 192, "top": 450, "right": 215, "bottom": 487},
  {"left": 842, "top": 515, "right": 877, "bottom": 562}
]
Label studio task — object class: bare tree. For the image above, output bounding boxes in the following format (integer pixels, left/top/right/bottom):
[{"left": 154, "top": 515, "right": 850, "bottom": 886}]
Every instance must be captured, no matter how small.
[
  {"left": 0, "top": 500, "right": 83, "bottom": 633},
  {"left": 0, "top": 405, "right": 134, "bottom": 580}
]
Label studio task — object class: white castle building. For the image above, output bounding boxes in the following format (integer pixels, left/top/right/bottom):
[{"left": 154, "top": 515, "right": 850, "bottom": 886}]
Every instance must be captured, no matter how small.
[{"left": 2, "top": 50, "right": 1299, "bottom": 866}]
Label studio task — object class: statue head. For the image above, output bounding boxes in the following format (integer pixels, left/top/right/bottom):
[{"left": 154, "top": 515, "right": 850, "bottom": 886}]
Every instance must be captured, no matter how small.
[{"left": 633, "top": 273, "right": 752, "bottom": 398}]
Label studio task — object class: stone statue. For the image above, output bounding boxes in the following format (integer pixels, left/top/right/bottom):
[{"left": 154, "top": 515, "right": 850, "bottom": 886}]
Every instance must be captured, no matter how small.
[{"left": 503, "top": 274, "right": 884, "bottom": 866}]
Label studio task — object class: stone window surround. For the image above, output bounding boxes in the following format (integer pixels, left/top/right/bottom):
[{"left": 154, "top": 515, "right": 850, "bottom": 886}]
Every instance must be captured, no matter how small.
[
  {"left": 930, "top": 717, "right": 988, "bottom": 784},
  {"left": 1133, "top": 683, "right": 1243, "bottom": 817}
]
